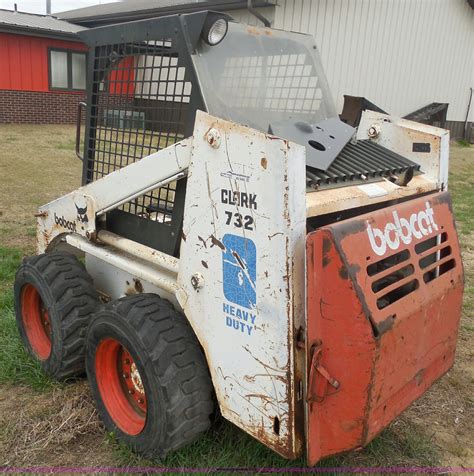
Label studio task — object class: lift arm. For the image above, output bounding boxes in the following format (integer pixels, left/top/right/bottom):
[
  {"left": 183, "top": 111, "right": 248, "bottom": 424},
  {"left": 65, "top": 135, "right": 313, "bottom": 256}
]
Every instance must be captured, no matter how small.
[{"left": 36, "top": 137, "right": 193, "bottom": 253}]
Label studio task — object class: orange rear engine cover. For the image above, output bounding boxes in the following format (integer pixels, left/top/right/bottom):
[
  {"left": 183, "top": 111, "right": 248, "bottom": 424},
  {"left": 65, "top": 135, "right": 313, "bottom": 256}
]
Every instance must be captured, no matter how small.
[{"left": 306, "top": 191, "right": 463, "bottom": 465}]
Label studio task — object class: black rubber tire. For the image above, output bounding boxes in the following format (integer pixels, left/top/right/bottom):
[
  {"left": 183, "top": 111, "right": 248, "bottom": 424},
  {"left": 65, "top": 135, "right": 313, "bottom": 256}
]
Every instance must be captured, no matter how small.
[
  {"left": 14, "top": 252, "right": 100, "bottom": 380},
  {"left": 85, "top": 293, "right": 214, "bottom": 459}
]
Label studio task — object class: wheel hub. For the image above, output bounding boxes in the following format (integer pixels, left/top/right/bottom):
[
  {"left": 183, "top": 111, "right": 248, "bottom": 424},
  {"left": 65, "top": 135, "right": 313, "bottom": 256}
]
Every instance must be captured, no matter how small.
[
  {"left": 120, "top": 348, "right": 147, "bottom": 412},
  {"left": 95, "top": 338, "right": 147, "bottom": 436},
  {"left": 130, "top": 362, "right": 144, "bottom": 394},
  {"left": 21, "top": 284, "right": 52, "bottom": 360}
]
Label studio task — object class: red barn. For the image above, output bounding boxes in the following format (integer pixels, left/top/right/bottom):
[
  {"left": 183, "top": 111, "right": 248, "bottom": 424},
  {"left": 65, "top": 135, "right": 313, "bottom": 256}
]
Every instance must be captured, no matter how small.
[{"left": 0, "top": 8, "right": 87, "bottom": 124}]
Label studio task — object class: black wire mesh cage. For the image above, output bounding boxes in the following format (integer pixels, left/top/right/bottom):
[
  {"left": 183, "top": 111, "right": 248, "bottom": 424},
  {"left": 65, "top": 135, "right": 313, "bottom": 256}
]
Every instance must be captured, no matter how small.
[
  {"left": 79, "top": 13, "right": 208, "bottom": 255},
  {"left": 90, "top": 42, "right": 192, "bottom": 222}
]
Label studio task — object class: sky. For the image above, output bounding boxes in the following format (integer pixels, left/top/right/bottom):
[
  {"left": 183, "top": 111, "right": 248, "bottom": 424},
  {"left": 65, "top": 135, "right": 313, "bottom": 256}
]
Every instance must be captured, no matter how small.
[{"left": 0, "top": 0, "right": 118, "bottom": 14}]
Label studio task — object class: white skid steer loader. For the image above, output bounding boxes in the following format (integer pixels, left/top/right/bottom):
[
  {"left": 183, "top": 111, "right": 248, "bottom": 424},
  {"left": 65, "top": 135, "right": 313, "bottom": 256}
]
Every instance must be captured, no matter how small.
[{"left": 14, "top": 12, "right": 463, "bottom": 464}]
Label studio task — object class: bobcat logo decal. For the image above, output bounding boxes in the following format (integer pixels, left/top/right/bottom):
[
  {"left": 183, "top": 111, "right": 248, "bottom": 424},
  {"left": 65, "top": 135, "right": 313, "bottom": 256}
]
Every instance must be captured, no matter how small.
[{"left": 75, "top": 203, "right": 89, "bottom": 224}]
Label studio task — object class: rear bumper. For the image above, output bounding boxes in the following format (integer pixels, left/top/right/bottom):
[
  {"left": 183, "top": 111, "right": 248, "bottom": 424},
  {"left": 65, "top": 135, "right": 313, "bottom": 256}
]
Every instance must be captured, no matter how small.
[{"left": 306, "top": 191, "right": 464, "bottom": 465}]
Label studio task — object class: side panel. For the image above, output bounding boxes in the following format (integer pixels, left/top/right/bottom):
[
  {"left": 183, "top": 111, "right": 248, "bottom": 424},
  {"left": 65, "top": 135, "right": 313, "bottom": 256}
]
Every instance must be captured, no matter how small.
[
  {"left": 178, "top": 112, "right": 306, "bottom": 458},
  {"left": 306, "top": 230, "right": 376, "bottom": 462},
  {"left": 306, "top": 191, "right": 463, "bottom": 465}
]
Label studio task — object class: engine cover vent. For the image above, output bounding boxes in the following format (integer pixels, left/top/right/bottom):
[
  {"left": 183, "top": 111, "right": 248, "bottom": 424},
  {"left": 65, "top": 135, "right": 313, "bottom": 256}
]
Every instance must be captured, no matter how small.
[{"left": 306, "top": 140, "right": 421, "bottom": 189}]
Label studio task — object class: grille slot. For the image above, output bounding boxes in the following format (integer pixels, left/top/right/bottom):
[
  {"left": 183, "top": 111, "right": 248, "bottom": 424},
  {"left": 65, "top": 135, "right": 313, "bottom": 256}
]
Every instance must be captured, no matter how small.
[
  {"left": 376, "top": 279, "right": 419, "bottom": 310},
  {"left": 367, "top": 249, "right": 410, "bottom": 277},
  {"left": 372, "top": 264, "right": 415, "bottom": 293},
  {"left": 367, "top": 250, "right": 418, "bottom": 309},
  {"left": 307, "top": 140, "right": 421, "bottom": 189},
  {"left": 367, "top": 230, "right": 457, "bottom": 312},
  {"left": 415, "top": 232, "right": 455, "bottom": 283}
]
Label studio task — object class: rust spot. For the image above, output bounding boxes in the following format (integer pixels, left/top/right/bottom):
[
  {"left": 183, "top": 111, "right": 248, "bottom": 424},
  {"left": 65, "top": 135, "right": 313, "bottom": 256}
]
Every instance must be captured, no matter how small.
[
  {"left": 245, "top": 393, "right": 275, "bottom": 404},
  {"left": 346, "top": 262, "right": 361, "bottom": 276},
  {"left": 210, "top": 234, "right": 225, "bottom": 251},
  {"left": 261, "top": 157, "right": 267, "bottom": 169},
  {"left": 322, "top": 236, "right": 332, "bottom": 268},
  {"left": 295, "top": 326, "right": 305, "bottom": 349},
  {"left": 334, "top": 218, "right": 368, "bottom": 240},
  {"left": 268, "top": 232, "right": 283, "bottom": 240},
  {"left": 246, "top": 25, "right": 262, "bottom": 36},
  {"left": 201, "top": 260, "right": 208, "bottom": 269},
  {"left": 339, "top": 265, "right": 348, "bottom": 280},
  {"left": 414, "top": 368, "right": 425, "bottom": 385},
  {"left": 133, "top": 278, "right": 143, "bottom": 293},
  {"left": 181, "top": 231, "right": 187, "bottom": 242},
  {"left": 376, "top": 314, "right": 396, "bottom": 335},
  {"left": 198, "top": 235, "right": 207, "bottom": 248},
  {"left": 341, "top": 420, "right": 359, "bottom": 431},
  {"left": 232, "top": 251, "right": 245, "bottom": 270}
]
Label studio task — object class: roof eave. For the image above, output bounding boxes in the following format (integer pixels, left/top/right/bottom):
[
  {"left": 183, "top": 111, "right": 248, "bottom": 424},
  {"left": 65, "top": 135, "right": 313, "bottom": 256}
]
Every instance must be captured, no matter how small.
[
  {"left": 0, "top": 24, "right": 83, "bottom": 41},
  {"left": 59, "top": 1, "right": 272, "bottom": 26}
]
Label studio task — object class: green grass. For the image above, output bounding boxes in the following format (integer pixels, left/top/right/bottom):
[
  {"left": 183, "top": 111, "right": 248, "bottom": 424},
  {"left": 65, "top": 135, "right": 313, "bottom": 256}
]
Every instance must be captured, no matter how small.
[
  {"left": 107, "top": 418, "right": 438, "bottom": 469},
  {"left": 0, "top": 247, "right": 57, "bottom": 390},
  {"left": 449, "top": 144, "right": 474, "bottom": 239},
  {"left": 450, "top": 174, "right": 474, "bottom": 238},
  {"left": 55, "top": 140, "right": 76, "bottom": 151}
]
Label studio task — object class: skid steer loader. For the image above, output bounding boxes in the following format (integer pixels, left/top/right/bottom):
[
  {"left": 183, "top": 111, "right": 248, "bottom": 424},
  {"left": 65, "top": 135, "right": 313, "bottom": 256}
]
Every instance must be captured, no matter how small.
[{"left": 14, "top": 12, "right": 464, "bottom": 464}]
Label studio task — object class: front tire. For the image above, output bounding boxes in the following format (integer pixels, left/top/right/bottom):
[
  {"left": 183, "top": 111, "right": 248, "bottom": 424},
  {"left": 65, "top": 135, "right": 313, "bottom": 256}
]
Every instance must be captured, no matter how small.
[
  {"left": 86, "top": 294, "right": 214, "bottom": 458},
  {"left": 14, "top": 252, "right": 100, "bottom": 380}
]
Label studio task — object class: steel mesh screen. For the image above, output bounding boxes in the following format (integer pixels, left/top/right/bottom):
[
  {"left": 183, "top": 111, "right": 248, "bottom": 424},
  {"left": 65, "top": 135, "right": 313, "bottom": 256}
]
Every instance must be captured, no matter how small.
[
  {"left": 192, "top": 21, "right": 337, "bottom": 133},
  {"left": 220, "top": 53, "right": 323, "bottom": 114},
  {"left": 87, "top": 40, "right": 193, "bottom": 223}
]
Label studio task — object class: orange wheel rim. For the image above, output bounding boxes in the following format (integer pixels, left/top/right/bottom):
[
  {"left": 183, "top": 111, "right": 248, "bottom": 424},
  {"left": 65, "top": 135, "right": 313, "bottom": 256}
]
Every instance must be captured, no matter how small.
[
  {"left": 95, "top": 338, "right": 147, "bottom": 435},
  {"left": 21, "top": 284, "right": 52, "bottom": 360}
]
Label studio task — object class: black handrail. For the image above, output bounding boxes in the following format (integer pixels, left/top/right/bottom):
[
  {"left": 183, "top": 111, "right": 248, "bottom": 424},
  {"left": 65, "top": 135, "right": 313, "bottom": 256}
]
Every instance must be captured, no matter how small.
[{"left": 76, "top": 101, "right": 87, "bottom": 161}]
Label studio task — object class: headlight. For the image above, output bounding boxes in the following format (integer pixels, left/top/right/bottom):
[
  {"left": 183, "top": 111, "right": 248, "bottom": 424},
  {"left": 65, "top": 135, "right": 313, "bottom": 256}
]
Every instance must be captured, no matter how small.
[{"left": 202, "top": 17, "right": 228, "bottom": 46}]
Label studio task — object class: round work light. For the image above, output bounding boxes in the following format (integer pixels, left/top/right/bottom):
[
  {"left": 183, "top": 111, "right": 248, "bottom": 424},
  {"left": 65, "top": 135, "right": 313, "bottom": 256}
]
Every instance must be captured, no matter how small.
[{"left": 201, "top": 17, "right": 228, "bottom": 46}]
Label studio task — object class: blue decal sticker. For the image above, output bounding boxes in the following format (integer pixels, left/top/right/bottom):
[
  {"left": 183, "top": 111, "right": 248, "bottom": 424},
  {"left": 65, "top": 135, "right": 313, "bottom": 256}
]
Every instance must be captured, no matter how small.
[{"left": 222, "top": 234, "right": 256, "bottom": 310}]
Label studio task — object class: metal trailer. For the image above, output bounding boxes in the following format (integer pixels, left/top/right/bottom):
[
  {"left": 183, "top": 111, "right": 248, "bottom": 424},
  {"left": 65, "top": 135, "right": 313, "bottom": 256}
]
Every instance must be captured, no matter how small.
[{"left": 14, "top": 12, "right": 464, "bottom": 464}]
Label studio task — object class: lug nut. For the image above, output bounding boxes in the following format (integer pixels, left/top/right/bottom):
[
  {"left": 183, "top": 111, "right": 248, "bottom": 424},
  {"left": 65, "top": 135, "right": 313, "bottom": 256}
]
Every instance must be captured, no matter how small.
[{"left": 122, "top": 373, "right": 129, "bottom": 379}]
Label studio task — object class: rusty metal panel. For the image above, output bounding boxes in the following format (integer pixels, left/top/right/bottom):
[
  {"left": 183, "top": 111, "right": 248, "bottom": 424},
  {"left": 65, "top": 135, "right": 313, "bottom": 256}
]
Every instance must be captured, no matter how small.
[
  {"left": 306, "top": 191, "right": 463, "bottom": 465},
  {"left": 178, "top": 111, "right": 307, "bottom": 458}
]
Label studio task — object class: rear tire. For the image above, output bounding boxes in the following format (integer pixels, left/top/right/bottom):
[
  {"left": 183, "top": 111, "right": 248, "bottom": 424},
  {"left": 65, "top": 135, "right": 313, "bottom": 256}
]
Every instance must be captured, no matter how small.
[
  {"left": 85, "top": 294, "right": 214, "bottom": 458},
  {"left": 14, "top": 252, "right": 100, "bottom": 380}
]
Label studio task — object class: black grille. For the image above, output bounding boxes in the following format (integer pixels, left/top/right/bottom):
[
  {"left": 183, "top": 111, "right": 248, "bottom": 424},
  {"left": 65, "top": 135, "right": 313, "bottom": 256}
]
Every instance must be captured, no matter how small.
[
  {"left": 306, "top": 140, "right": 421, "bottom": 189},
  {"left": 79, "top": 14, "right": 207, "bottom": 256},
  {"left": 87, "top": 41, "right": 193, "bottom": 223}
]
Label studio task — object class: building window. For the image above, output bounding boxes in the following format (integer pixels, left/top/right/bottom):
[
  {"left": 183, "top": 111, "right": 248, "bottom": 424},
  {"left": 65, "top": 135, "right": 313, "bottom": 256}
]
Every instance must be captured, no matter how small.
[{"left": 49, "top": 48, "right": 86, "bottom": 91}]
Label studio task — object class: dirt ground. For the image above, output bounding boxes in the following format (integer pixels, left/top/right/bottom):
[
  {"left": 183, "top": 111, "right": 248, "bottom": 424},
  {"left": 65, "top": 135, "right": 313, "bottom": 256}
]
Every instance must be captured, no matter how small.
[{"left": 0, "top": 124, "right": 472, "bottom": 470}]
